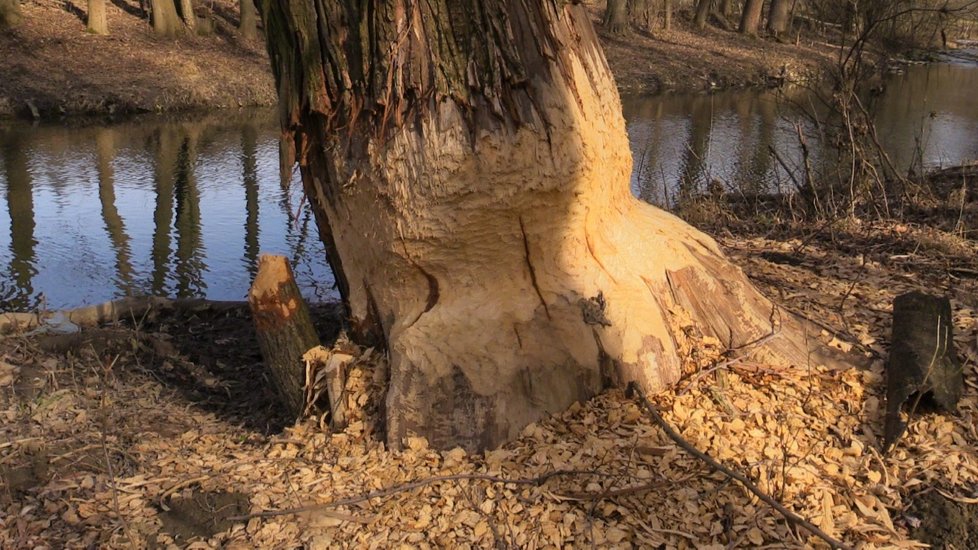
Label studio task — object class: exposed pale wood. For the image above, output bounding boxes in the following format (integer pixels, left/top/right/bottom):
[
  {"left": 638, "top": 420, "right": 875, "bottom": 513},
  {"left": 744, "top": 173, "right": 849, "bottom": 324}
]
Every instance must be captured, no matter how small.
[
  {"left": 302, "top": 346, "right": 349, "bottom": 430},
  {"left": 248, "top": 254, "right": 319, "bottom": 419}
]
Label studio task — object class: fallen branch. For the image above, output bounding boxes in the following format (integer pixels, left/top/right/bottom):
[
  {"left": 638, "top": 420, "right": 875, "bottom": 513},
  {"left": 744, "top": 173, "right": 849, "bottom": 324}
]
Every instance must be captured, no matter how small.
[
  {"left": 626, "top": 383, "right": 852, "bottom": 550},
  {"left": 227, "top": 470, "right": 626, "bottom": 522}
]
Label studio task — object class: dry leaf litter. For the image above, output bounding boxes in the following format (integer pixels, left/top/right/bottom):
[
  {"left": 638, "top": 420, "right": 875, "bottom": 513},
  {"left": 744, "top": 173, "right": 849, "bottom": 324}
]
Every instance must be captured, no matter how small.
[{"left": 1, "top": 219, "right": 976, "bottom": 549}]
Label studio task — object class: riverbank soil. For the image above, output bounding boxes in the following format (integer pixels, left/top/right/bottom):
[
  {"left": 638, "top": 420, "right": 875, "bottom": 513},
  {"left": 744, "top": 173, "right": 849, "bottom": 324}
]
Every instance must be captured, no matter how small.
[
  {"left": 586, "top": 1, "right": 840, "bottom": 94},
  {"left": 0, "top": 0, "right": 275, "bottom": 119},
  {"left": 2, "top": 200, "right": 976, "bottom": 546}
]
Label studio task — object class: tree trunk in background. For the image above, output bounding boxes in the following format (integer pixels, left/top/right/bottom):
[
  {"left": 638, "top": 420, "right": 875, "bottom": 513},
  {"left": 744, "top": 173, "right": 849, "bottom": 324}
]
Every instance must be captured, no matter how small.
[
  {"left": 720, "top": 0, "right": 734, "bottom": 18},
  {"left": 178, "top": 0, "right": 196, "bottom": 32},
  {"left": 261, "top": 0, "right": 842, "bottom": 452},
  {"left": 603, "top": 0, "right": 629, "bottom": 35},
  {"left": 739, "top": 0, "right": 764, "bottom": 34},
  {"left": 629, "top": 0, "right": 654, "bottom": 32},
  {"left": 87, "top": 0, "right": 108, "bottom": 34},
  {"left": 694, "top": 0, "right": 713, "bottom": 29},
  {"left": 151, "top": 0, "right": 181, "bottom": 36},
  {"left": 664, "top": 0, "right": 673, "bottom": 30},
  {"left": 0, "top": 0, "right": 21, "bottom": 29},
  {"left": 239, "top": 0, "right": 256, "bottom": 39},
  {"left": 767, "top": 0, "right": 791, "bottom": 35}
]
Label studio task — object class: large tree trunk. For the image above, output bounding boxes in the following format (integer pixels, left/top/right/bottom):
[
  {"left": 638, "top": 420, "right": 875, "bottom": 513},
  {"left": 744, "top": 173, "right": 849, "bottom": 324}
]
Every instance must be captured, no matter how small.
[
  {"left": 740, "top": 0, "right": 765, "bottom": 34},
  {"left": 694, "top": 0, "right": 713, "bottom": 29},
  {"left": 0, "top": 0, "right": 20, "bottom": 29},
  {"left": 88, "top": 0, "right": 108, "bottom": 35},
  {"left": 767, "top": 0, "right": 791, "bottom": 35},
  {"left": 239, "top": 0, "right": 256, "bottom": 39},
  {"left": 261, "top": 0, "right": 841, "bottom": 452},
  {"left": 603, "top": 0, "right": 629, "bottom": 35},
  {"left": 151, "top": 0, "right": 181, "bottom": 36}
]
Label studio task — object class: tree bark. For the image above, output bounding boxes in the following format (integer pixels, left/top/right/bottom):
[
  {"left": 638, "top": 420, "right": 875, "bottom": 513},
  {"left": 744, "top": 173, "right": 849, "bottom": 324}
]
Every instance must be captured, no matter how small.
[
  {"left": 239, "top": 0, "right": 256, "bottom": 39},
  {"left": 151, "top": 0, "right": 182, "bottom": 36},
  {"left": 767, "top": 0, "right": 791, "bottom": 36},
  {"left": 603, "top": 0, "right": 629, "bottom": 35},
  {"left": 694, "top": 0, "right": 713, "bottom": 29},
  {"left": 249, "top": 254, "right": 321, "bottom": 420},
  {"left": 628, "top": 0, "right": 654, "bottom": 32},
  {"left": 0, "top": 0, "right": 21, "bottom": 29},
  {"left": 177, "top": 0, "right": 196, "bottom": 32},
  {"left": 664, "top": 0, "right": 673, "bottom": 30},
  {"left": 261, "top": 0, "right": 843, "bottom": 452},
  {"left": 88, "top": 0, "right": 108, "bottom": 35},
  {"left": 720, "top": 0, "right": 734, "bottom": 18},
  {"left": 739, "top": 0, "right": 764, "bottom": 34}
]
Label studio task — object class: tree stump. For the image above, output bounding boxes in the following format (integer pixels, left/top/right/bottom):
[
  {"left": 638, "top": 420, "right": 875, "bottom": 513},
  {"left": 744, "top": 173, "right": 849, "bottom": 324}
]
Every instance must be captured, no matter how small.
[
  {"left": 248, "top": 255, "right": 320, "bottom": 420},
  {"left": 884, "top": 292, "right": 963, "bottom": 450}
]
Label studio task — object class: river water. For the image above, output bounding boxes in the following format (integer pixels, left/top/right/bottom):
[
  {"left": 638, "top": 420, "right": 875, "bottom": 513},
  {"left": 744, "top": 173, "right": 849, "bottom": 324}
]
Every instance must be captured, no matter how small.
[{"left": 1, "top": 59, "right": 976, "bottom": 310}]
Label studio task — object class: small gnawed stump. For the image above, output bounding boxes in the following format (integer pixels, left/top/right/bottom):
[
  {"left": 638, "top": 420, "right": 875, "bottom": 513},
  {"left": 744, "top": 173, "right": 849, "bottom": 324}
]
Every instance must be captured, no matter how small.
[
  {"left": 248, "top": 255, "right": 320, "bottom": 420},
  {"left": 884, "top": 291, "right": 963, "bottom": 450}
]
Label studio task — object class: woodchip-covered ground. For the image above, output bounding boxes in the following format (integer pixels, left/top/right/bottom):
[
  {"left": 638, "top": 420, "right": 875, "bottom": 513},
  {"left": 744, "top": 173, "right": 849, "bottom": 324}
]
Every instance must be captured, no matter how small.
[{"left": 2, "top": 200, "right": 977, "bottom": 548}]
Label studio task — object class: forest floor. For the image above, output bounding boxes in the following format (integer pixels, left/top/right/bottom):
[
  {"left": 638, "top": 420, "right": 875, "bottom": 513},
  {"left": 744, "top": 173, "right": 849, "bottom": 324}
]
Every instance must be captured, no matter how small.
[
  {"left": 0, "top": 1, "right": 845, "bottom": 120},
  {"left": 2, "top": 172, "right": 977, "bottom": 547},
  {"left": 585, "top": 4, "right": 840, "bottom": 95},
  {"left": 0, "top": 0, "right": 275, "bottom": 119}
]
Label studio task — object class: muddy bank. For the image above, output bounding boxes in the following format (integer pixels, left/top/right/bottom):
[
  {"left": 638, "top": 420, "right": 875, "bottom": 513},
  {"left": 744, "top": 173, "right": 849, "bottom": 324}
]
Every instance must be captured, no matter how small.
[{"left": 0, "top": 1, "right": 275, "bottom": 120}]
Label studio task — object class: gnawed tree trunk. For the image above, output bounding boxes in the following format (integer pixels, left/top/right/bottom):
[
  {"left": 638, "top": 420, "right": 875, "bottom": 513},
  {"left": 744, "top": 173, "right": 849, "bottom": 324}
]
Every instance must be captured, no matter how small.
[
  {"left": 239, "top": 0, "right": 256, "bottom": 39},
  {"left": 740, "top": 0, "right": 764, "bottom": 34},
  {"left": 151, "top": 0, "right": 181, "bottom": 36},
  {"left": 767, "top": 0, "right": 791, "bottom": 36},
  {"left": 88, "top": 0, "right": 108, "bottom": 35},
  {"left": 0, "top": 0, "right": 21, "bottom": 29},
  {"left": 694, "top": 0, "right": 713, "bottom": 29},
  {"left": 249, "top": 254, "right": 320, "bottom": 419},
  {"left": 603, "top": 0, "right": 629, "bottom": 35},
  {"left": 261, "top": 0, "right": 843, "bottom": 452}
]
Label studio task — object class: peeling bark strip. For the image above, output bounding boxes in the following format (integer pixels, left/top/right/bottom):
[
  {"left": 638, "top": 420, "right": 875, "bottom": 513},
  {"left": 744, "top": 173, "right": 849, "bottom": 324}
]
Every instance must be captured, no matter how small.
[
  {"left": 260, "top": 0, "right": 848, "bottom": 451},
  {"left": 248, "top": 255, "right": 321, "bottom": 419}
]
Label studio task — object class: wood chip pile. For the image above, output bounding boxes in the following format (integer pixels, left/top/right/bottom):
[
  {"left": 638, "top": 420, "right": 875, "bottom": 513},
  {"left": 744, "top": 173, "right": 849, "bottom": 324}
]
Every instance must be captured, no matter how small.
[{"left": 1, "top": 219, "right": 976, "bottom": 548}]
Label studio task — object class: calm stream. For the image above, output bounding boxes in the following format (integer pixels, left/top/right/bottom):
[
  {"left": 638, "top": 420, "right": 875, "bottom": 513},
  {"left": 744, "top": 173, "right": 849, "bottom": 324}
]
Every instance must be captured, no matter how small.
[{"left": 1, "top": 59, "right": 976, "bottom": 310}]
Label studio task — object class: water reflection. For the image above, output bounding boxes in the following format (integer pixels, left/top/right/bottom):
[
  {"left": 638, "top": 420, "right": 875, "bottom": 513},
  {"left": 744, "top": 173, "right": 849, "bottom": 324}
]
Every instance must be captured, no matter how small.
[
  {"left": 1, "top": 132, "right": 37, "bottom": 308},
  {"left": 0, "top": 111, "right": 334, "bottom": 311},
  {"left": 0, "top": 59, "right": 974, "bottom": 310},
  {"left": 625, "top": 59, "right": 978, "bottom": 208}
]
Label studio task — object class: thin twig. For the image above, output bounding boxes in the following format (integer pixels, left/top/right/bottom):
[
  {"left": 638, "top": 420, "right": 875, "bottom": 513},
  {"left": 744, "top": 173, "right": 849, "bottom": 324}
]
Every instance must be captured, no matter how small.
[
  {"left": 227, "top": 470, "right": 619, "bottom": 522},
  {"left": 626, "top": 383, "right": 853, "bottom": 550}
]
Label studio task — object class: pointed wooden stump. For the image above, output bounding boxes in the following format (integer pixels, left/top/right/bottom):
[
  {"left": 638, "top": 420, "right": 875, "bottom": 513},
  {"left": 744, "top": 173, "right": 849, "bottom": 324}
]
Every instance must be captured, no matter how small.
[{"left": 248, "top": 255, "right": 320, "bottom": 420}]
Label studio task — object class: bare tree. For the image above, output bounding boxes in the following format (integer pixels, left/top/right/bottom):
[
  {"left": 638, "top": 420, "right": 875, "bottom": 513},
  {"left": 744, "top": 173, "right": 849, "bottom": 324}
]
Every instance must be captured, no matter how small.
[
  {"left": 88, "top": 0, "right": 108, "bottom": 35},
  {"left": 739, "top": 0, "right": 765, "bottom": 34}
]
